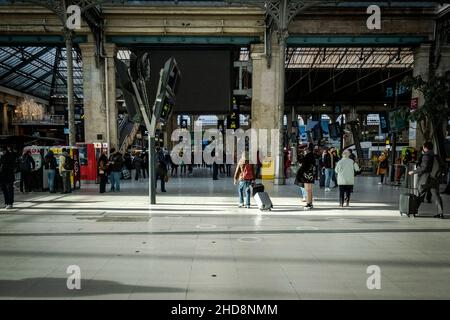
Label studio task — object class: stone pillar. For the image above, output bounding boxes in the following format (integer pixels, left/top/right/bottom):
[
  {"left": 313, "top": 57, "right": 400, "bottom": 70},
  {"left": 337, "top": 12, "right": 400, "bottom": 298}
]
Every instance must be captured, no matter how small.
[
  {"left": 105, "top": 44, "right": 118, "bottom": 150},
  {"left": 79, "top": 43, "right": 118, "bottom": 149},
  {"left": 250, "top": 42, "right": 283, "bottom": 181},
  {"left": 410, "top": 44, "right": 431, "bottom": 149}
]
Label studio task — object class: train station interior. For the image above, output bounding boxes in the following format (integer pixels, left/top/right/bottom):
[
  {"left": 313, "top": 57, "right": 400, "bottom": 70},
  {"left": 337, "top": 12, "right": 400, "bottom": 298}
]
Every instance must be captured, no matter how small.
[{"left": 0, "top": 0, "right": 450, "bottom": 300}]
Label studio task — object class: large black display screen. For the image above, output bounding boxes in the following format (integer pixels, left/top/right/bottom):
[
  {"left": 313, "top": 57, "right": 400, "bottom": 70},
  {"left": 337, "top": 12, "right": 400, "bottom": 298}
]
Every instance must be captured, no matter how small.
[{"left": 143, "top": 49, "right": 231, "bottom": 115}]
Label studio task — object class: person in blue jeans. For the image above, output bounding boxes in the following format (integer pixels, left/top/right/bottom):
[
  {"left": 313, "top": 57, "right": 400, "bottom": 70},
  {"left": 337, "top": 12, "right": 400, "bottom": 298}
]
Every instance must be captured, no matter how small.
[
  {"left": 233, "top": 152, "right": 256, "bottom": 208},
  {"left": 44, "top": 150, "right": 57, "bottom": 193},
  {"left": 108, "top": 148, "right": 123, "bottom": 192},
  {"left": 323, "top": 147, "right": 337, "bottom": 191}
]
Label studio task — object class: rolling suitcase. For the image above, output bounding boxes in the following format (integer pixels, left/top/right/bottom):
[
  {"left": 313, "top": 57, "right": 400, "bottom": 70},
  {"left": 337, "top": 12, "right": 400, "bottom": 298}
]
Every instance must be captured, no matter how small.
[
  {"left": 254, "top": 192, "right": 273, "bottom": 211},
  {"left": 399, "top": 193, "right": 419, "bottom": 217},
  {"left": 251, "top": 183, "right": 264, "bottom": 197},
  {"left": 319, "top": 168, "right": 325, "bottom": 188}
]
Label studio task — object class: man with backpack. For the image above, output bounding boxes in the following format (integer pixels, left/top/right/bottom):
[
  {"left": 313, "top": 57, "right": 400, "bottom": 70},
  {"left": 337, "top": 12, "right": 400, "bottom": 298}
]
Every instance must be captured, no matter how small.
[
  {"left": 59, "top": 148, "right": 73, "bottom": 194},
  {"left": 408, "top": 141, "right": 445, "bottom": 219},
  {"left": 233, "top": 152, "right": 256, "bottom": 208},
  {"left": 108, "top": 148, "right": 123, "bottom": 192}
]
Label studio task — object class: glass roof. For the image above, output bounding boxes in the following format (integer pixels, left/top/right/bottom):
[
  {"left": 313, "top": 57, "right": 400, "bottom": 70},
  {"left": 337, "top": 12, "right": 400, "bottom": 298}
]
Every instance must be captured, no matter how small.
[{"left": 0, "top": 46, "right": 83, "bottom": 100}]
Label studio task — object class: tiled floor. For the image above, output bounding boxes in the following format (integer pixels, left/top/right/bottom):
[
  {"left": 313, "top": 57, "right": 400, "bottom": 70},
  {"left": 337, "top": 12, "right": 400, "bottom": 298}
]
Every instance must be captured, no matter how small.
[{"left": 0, "top": 172, "right": 450, "bottom": 299}]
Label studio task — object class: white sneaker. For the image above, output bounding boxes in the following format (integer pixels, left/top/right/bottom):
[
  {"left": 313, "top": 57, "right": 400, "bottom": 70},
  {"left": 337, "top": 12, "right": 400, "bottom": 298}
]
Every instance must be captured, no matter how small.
[
  {"left": 5, "top": 205, "right": 13, "bottom": 210},
  {"left": 325, "top": 188, "right": 331, "bottom": 192},
  {"left": 378, "top": 182, "right": 382, "bottom": 185},
  {"left": 238, "top": 204, "right": 244, "bottom": 208}
]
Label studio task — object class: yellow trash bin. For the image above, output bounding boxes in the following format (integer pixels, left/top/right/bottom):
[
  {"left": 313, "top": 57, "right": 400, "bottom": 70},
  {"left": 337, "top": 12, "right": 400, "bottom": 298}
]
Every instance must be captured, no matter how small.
[{"left": 261, "top": 158, "right": 275, "bottom": 180}]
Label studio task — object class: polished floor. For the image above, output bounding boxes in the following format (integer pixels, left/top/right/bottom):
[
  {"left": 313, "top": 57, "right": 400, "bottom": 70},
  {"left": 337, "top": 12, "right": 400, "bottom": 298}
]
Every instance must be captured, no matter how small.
[{"left": 1, "top": 171, "right": 450, "bottom": 299}]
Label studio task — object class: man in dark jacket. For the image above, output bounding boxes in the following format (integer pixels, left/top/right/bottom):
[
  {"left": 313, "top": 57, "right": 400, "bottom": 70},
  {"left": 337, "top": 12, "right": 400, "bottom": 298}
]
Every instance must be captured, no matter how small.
[
  {"left": 109, "top": 148, "right": 123, "bottom": 192},
  {"left": 156, "top": 160, "right": 168, "bottom": 192},
  {"left": 408, "top": 141, "right": 444, "bottom": 218},
  {"left": 20, "top": 150, "right": 35, "bottom": 193},
  {"left": 0, "top": 146, "right": 18, "bottom": 209}
]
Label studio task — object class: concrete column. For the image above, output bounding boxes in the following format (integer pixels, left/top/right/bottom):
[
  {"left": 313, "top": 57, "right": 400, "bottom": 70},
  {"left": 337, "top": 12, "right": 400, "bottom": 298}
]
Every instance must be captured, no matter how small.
[
  {"left": 250, "top": 42, "right": 283, "bottom": 181},
  {"left": 410, "top": 44, "right": 431, "bottom": 149},
  {"left": 79, "top": 43, "right": 118, "bottom": 149}
]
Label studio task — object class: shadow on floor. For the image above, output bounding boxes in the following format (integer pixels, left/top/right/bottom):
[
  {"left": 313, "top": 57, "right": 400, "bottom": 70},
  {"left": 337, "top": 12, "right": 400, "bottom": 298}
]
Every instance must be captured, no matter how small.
[{"left": 0, "top": 277, "right": 185, "bottom": 298}]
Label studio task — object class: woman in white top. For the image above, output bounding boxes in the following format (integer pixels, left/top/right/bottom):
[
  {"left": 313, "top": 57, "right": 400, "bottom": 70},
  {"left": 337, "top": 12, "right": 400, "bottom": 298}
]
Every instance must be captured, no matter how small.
[{"left": 335, "top": 149, "right": 360, "bottom": 207}]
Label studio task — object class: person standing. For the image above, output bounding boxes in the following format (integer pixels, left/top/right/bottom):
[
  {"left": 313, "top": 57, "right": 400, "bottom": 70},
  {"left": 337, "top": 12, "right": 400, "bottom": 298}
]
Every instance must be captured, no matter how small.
[
  {"left": 44, "top": 150, "right": 57, "bottom": 193},
  {"left": 416, "top": 151, "right": 432, "bottom": 203},
  {"left": 297, "top": 144, "right": 316, "bottom": 209},
  {"left": 377, "top": 150, "right": 389, "bottom": 185},
  {"left": 319, "top": 149, "right": 327, "bottom": 188},
  {"left": 133, "top": 151, "right": 143, "bottom": 181},
  {"left": 98, "top": 151, "right": 109, "bottom": 193},
  {"left": 59, "top": 148, "right": 73, "bottom": 194},
  {"left": 324, "top": 147, "right": 337, "bottom": 192},
  {"left": 109, "top": 148, "right": 123, "bottom": 192},
  {"left": 294, "top": 151, "right": 307, "bottom": 202},
  {"left": 408, "top": 141, "right": 444, "bottom": 218},
  {"left": 156, "top": 159, "right": 168, "bottom": 192},
  {"left": 20, "top": 150, "right": 35, "bottom": 193},
  {"left": 335, "top": 150, "right": 360, "bottom": 207},
  {"left": 233, "top": 152, "right": 255, "bottom": 208},
  {"left": 0, "top": 146, "right": 18, "bottom": 210},
  {"left": 142, "top": 149, "right": 149, "bottom": 179}
]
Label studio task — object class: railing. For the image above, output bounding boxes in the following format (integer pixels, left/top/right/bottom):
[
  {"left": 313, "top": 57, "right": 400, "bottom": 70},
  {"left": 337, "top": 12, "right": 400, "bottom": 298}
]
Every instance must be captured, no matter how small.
[
  {"left": 119, "top": 122, "right": 141, "bottom": 155},
  {"left": 12, "top": 114, "right": 65, "bottom": 126},
  {"left": 118, "top": 114, "right": 128, "bottom": 132}
]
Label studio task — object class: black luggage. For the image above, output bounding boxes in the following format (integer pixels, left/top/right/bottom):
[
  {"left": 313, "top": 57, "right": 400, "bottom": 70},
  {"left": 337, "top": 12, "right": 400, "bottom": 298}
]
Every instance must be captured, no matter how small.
[
  {"left": 254, "top": 191, "right": 273, "bottom": 211},
  {"left": 319, "top": 168, "right": 325, "bottom": 188},
  {"left": 251, "top": 183, "right": 264, "bottom": 196},
  {"left": 399, "top": 193, "right": 419, "bottom": 217}
]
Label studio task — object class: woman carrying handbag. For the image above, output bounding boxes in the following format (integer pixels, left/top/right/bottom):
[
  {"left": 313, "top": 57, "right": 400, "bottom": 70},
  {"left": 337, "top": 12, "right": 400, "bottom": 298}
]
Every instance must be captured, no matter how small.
[{"left": 295, "top": 143, "right": 316, "bottom": 210}]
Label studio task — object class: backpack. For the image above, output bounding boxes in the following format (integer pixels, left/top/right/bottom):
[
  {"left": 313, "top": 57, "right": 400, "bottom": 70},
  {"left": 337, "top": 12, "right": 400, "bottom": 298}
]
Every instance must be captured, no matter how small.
[
  {"left": 64, "top": 155, "right": 74, "bottom": 170},
  {"left": 20, "top": 156, "right": 32, "bottom": 172},
  {"left": 430, "top": 154, "right": 447, "bottom": 180},
  {"left": 242, "top": 163, "right": 254, "bottom": 180}
]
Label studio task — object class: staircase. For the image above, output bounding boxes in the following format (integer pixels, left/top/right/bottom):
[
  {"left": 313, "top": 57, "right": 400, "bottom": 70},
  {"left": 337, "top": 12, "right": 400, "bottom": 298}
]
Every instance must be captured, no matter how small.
[{"left": 119, "top": 119, "right": 141, "bottom": 154}]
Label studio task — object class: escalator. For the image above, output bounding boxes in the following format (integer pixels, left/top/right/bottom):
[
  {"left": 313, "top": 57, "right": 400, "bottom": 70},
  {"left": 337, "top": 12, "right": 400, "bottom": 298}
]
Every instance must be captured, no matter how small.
[{"left": 118, "top": 116, "right": 141, "bottom": 154}]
